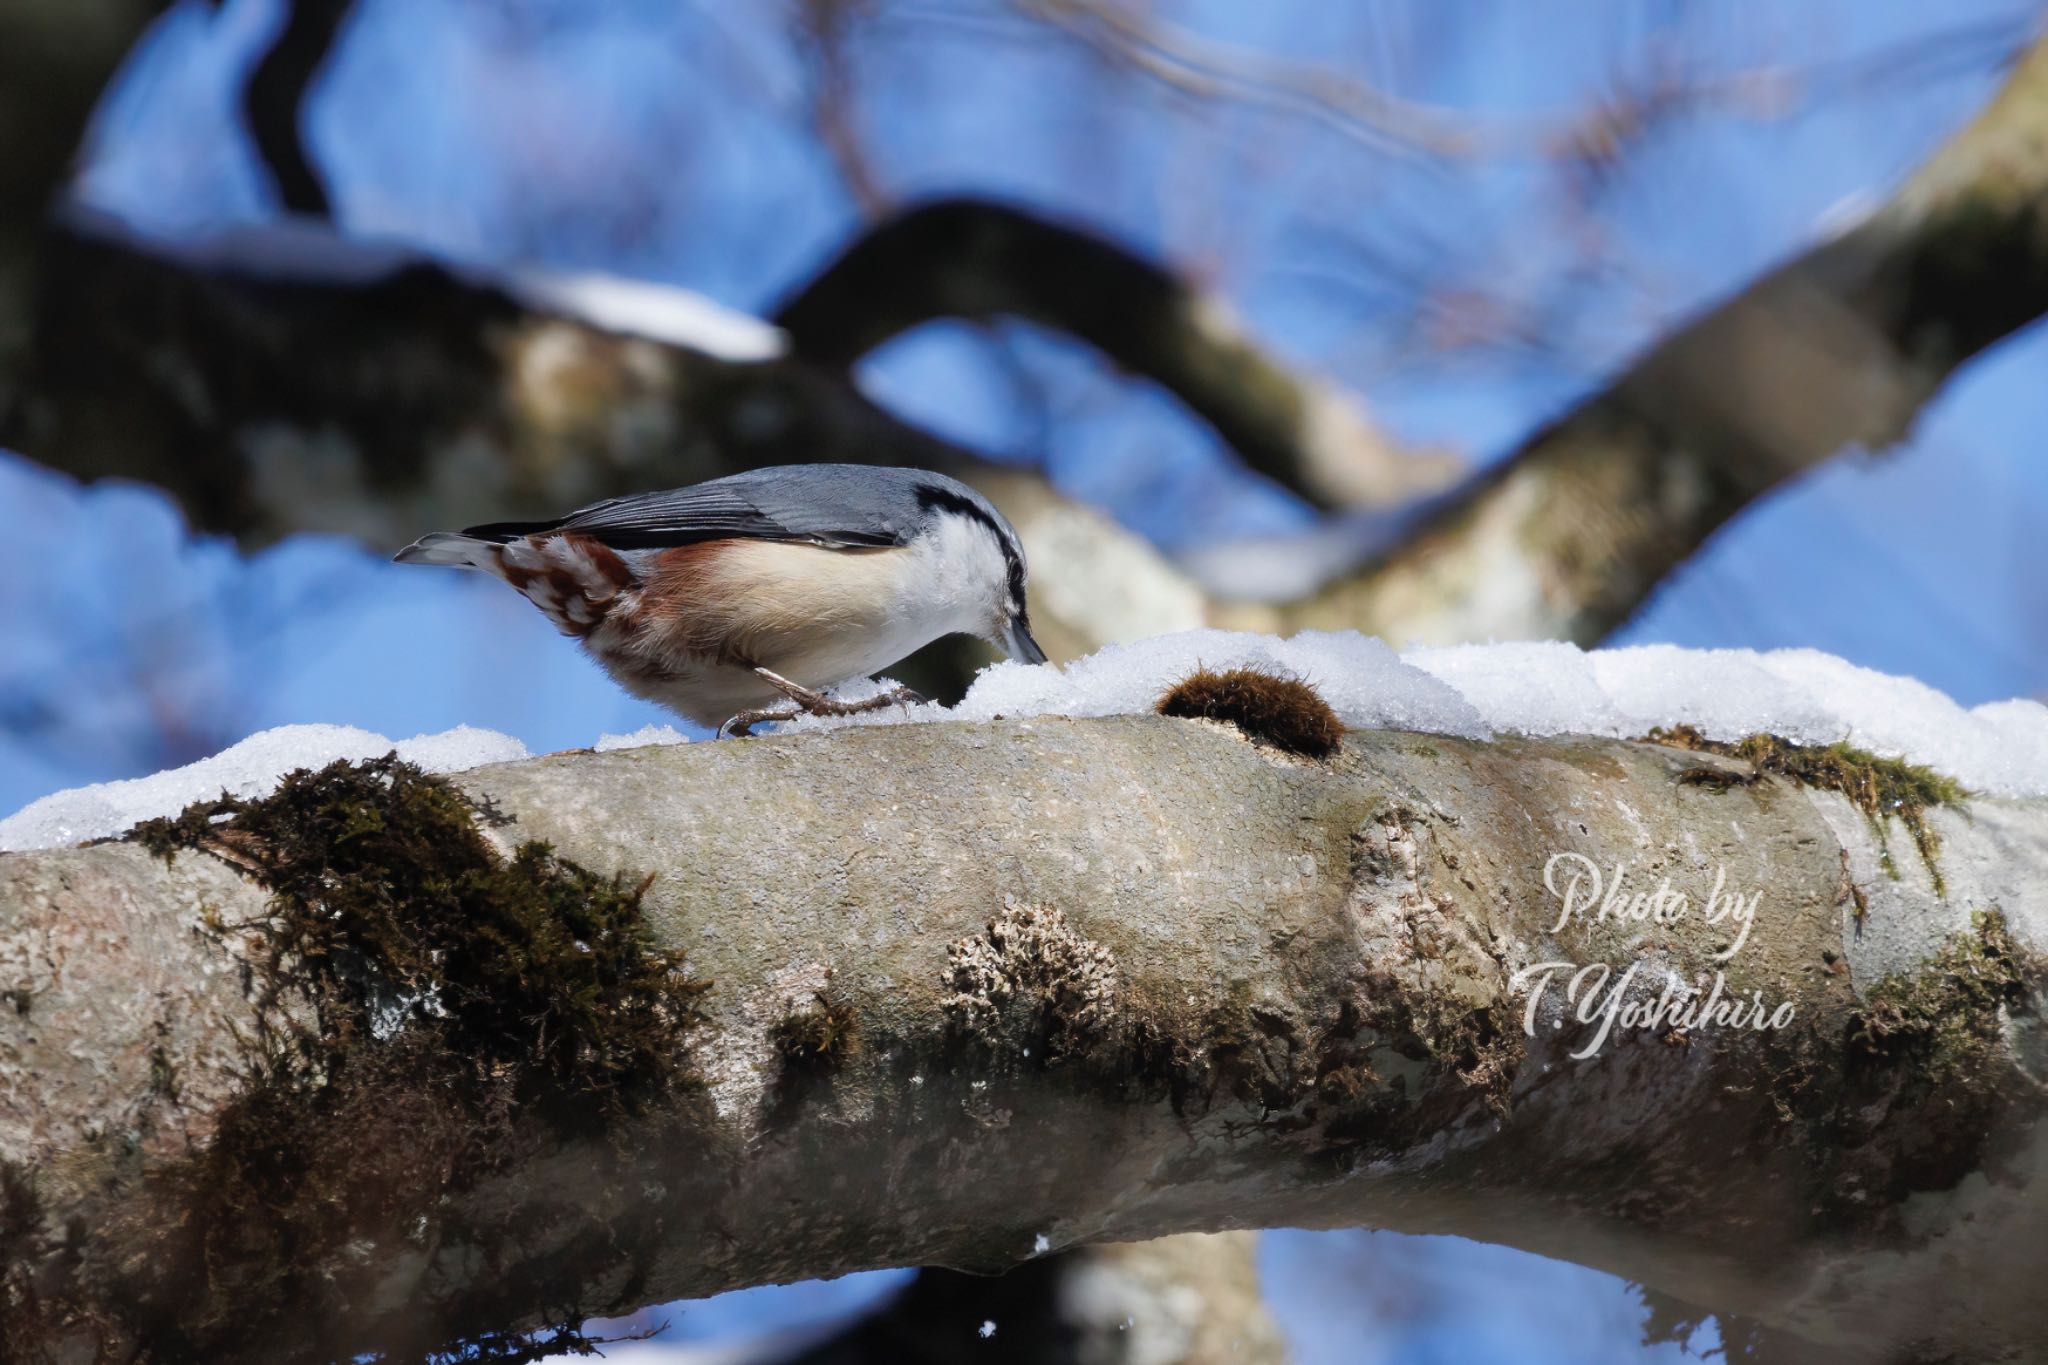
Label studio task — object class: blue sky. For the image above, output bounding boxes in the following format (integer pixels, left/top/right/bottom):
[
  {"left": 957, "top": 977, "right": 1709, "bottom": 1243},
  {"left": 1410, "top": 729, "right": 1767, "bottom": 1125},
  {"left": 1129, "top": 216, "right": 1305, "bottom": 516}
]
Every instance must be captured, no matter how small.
[{"left": 6, "top": 0, "right": 2045, "bottom": 1357}]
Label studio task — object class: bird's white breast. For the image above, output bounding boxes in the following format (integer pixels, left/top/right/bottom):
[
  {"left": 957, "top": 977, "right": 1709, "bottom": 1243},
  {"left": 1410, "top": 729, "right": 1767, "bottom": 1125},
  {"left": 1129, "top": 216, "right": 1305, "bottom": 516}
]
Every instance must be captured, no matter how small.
[{"left": 706, "top": 539, "right": 934, "bottom": 681}]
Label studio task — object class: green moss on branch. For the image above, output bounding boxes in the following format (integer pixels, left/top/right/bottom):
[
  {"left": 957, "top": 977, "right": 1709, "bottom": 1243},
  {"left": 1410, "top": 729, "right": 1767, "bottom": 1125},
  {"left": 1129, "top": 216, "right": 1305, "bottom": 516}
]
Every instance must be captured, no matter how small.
[
  {"left": 1643, "top": 726, "right": 1965, "bottom": 892},
  {"left": 107, "top": 755, "right": 709, "bottom": 1362},
  {"left": 1783, "top": 910, "right": 2048, "bottom": 1232},
  {"left": 1850, "top": 909, "right": 2041, "bottom": 1089}
]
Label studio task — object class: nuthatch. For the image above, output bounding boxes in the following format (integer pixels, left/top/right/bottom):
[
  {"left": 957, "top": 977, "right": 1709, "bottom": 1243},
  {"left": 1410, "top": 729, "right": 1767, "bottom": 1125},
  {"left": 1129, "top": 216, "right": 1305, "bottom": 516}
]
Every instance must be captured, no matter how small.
[{"left": 395, "top": 464, "right": 1047, "bottom": 735}]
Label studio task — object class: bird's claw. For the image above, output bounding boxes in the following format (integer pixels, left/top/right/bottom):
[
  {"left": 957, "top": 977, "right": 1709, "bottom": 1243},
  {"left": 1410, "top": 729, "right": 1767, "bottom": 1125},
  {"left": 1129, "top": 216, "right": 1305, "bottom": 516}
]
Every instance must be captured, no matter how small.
[{"left": 718, "top": 704, "right": 801, "bottom": 739}]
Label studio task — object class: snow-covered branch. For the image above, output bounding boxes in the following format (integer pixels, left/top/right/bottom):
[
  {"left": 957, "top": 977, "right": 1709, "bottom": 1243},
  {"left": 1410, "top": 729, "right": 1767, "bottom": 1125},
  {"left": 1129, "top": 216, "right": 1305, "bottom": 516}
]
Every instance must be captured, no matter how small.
[{"left": 4, "top": 696, "right": 2045, "bottom": 1362}]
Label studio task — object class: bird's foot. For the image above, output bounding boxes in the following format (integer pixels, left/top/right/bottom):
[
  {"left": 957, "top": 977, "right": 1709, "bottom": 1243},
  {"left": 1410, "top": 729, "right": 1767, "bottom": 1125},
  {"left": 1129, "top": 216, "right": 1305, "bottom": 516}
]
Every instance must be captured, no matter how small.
[
  {"left": 719, "top": 670, "right": 925, "bottom": 737},
  {"left": 806, "top": 682, "right": 926, "bottom": 718}
]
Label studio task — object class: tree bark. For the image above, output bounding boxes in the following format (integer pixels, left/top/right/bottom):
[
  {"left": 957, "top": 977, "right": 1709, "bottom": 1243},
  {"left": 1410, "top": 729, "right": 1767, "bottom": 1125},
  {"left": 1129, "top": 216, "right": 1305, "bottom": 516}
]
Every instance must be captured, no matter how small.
[{"left": 3, "top": 720, "right": 2044, "bottom": 1362}]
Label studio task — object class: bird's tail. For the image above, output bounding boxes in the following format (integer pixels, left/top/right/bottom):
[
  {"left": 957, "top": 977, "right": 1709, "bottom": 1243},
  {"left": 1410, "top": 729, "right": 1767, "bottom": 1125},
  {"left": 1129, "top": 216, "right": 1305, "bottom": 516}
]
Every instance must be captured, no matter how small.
[{"left": 392, "top": 531, "right": 501, "bottom": 569}]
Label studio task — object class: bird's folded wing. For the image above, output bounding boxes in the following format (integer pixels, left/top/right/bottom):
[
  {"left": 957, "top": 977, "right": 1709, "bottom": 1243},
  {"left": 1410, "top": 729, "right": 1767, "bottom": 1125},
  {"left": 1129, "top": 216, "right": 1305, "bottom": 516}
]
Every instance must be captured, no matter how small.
[{"left": 465, "top": 466, "right": 926, "bottom": 551}]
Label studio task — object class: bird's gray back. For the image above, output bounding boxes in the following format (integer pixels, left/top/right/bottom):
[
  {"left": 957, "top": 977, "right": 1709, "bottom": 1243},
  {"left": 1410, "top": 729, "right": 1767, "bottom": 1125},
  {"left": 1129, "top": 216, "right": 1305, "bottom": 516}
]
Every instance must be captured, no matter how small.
[{"left": 466, "top": 464, "right": 1014, "bottom": 553}]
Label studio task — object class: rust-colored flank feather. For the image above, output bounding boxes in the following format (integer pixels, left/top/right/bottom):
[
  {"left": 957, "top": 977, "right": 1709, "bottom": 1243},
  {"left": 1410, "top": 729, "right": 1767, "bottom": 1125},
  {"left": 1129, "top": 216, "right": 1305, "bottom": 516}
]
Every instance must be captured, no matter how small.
[{"left": 492, "top": 532, "right": 639, "bottom": 638}]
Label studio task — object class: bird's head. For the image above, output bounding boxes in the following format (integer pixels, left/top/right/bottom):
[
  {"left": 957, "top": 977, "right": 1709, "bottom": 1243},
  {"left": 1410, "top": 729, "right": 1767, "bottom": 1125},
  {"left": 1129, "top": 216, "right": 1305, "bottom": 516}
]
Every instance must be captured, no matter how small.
[{"left": 909, "top": 480, "right": 1048, "bottom": 666}]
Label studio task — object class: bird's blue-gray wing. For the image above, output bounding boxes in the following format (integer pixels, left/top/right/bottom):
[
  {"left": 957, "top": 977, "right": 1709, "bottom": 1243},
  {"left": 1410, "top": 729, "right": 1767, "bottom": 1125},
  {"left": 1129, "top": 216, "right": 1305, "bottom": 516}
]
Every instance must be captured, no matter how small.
[{"left": 463, "top": 464, "right": 940, "bottom": 550}]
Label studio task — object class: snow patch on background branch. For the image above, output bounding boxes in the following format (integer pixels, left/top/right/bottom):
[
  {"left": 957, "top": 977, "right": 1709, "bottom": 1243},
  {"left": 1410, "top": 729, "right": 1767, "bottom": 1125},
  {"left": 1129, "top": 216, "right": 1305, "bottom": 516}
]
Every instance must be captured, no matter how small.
[{"left": 58, "top": 203, "right": 789, "bottom": 362}]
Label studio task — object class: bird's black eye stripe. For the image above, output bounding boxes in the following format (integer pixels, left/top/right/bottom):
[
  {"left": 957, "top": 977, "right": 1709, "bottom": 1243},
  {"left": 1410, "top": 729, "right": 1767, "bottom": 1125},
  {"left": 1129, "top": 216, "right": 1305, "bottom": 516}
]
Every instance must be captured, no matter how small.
[{"left": 915, "top": 483, "right": 1028, "bottom": 610}]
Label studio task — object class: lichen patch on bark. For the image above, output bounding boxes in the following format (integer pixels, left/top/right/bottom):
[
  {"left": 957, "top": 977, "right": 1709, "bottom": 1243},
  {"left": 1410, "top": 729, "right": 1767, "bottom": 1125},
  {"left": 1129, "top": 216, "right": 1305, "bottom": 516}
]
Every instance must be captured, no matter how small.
[
  {"left": 1315, "top": 802, "right": 1525, "bottom": 1160},
  {"left": 943, "top": 902, "right": 1121, "bottom": 1062}
]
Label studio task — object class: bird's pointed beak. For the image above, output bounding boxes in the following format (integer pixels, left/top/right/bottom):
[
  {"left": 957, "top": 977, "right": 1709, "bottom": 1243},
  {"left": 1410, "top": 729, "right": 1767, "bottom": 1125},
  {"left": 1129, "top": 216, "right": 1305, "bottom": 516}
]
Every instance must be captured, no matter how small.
[{"left": 1001, "top": 617, "right": 1049, "bottom": 665}]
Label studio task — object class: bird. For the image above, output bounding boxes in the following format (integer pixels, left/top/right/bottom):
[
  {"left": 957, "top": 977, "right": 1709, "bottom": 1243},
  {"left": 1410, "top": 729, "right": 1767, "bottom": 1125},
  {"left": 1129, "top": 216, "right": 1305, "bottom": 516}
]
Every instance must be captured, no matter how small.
[{"left": 393, "top": 464, "right": 1048, "bottom": 736}]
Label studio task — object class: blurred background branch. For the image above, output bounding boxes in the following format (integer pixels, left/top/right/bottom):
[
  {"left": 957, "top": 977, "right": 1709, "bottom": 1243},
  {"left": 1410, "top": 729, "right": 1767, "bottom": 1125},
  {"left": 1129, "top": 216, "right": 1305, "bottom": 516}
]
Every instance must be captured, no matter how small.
[
  {"left": 1010, "top": 0, "right": 1495, "bottom": 159},
  {"left": 775, "top": 197, "right": 1462, "bottom": 509},
  {"left": 1216, "top": 29, "right": 2048, "bottom": 646},
  {"left": 6, "top": 30, "right": 2045, "bottom": 685},
  {"left": 0, "top": 0, "right": 165, "bottom": 387},
  {"left": 242, "top": 0, "right": 357, "bottom": 215}
]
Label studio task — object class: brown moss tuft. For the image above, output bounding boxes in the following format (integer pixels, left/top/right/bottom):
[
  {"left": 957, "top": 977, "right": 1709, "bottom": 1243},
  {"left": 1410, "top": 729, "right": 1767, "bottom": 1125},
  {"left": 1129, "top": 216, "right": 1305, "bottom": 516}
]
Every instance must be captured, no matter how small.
[
  {"left": 944, "top": 903, "right": 1120, "bottom": 1062},
  {"left": 114, "top": 754, "right": 709, "bottom": 1361},
  {"left": 772, "top": 989, "right": 861, "bottom": 1071},
  {"left": 1157, "top": 667, "right": 1344, "bottom": 758},
  {"left": 1643, "top": 725, "right": 1965, "bottom": 893}
]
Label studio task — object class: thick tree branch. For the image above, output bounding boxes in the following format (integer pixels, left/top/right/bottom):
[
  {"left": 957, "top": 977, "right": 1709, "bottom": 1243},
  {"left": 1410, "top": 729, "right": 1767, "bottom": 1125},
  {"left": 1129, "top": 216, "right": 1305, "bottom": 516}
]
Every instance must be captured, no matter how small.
[
  {"left": 777, "top": 1233, "right": 1283, "bottom": 1365},
  {"left": 6, "top": 221, "right": 967, "bottom": 547},
  {"left": 0, "top": 216, "right": 1206, "bottom": 690},
  {"left": 4, "top": 722, "right": 2044, "bottom": 1362},
  {"left": 775, "top": 197, "right": 1458, "bottom": 510},
  {"left": 242, "top": 0, "right": 357, "bottom": 217}
]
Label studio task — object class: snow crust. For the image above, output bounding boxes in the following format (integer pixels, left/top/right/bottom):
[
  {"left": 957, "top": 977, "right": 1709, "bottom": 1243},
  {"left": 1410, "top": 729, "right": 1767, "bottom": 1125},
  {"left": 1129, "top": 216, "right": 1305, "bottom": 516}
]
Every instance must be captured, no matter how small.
[
  {"left": 5, "top": 634, "right": 2043, "bottom": 853},
  {"left": 503, "top": 270, "right": 786, "bottom": 361},
  {"left": 791, "top": 633, "right": 2048, "bottom": 798},
  {"left": 0, "top": 724, "right": 526, "bottom": 853},
  {"left": 595, "top": 724, "right": 692, "bottom": 752},
  {"left": 948, "top": 631, "right": 1488, "bottom": 737}
]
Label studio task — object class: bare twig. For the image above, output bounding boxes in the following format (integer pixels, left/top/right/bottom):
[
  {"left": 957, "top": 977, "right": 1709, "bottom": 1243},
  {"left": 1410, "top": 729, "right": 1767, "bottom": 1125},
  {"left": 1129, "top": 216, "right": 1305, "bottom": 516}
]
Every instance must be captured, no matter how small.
[
  {"left": 1013, "top": 0, "right": 1490, "bottom": 159},
  {"left": 797, "top": 0, "right": 893, "bottom": 218}
]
